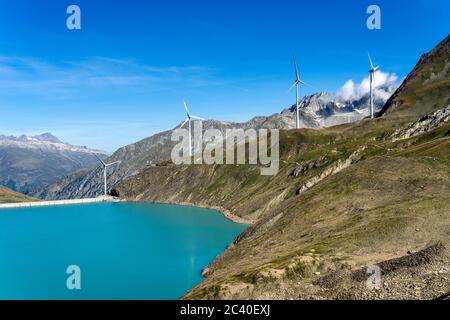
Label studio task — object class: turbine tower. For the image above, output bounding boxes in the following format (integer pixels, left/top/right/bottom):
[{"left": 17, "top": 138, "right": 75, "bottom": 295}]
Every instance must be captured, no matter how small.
[
  {"left": 180, "top": 101, "right": 205, "bottom": 157},
  {"left": 290, "top": 56, "right": 306, "bottom": 129},
  {"left": 95, "top": 155, "right": 120, "bottom": 197},
  {"left": 368, "top": 53, "right": 380, "bottom": 119}
]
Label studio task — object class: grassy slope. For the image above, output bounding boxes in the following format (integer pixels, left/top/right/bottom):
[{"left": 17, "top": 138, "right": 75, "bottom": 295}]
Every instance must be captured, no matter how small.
[
  {"left": 117, "top": 35, "right": 450, "bottom": 300},
  {"left": 117, "top": 118, "right": 408, "bottom": 222},
  {"left": 0, "top": 185, "right": 37, "bottom": 204},
  {"left": 116, "top": 117, "right": 450, "bottom": 299},
  {"left": 186, "top": 125, "right": 450, "bottom": 299}
]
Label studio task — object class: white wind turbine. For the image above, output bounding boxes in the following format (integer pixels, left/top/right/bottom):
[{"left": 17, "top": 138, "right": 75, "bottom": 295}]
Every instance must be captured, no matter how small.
[
  {"left": 180, "top": 101, "right": 205, "bottom": 157},
  {"left": 95, "top": 155, "right": 121, "bottom": 197},
  {"left": 368, "top": 53, "right": 380, "bottom": 119},
  {"left": 290, "top": 56, "right": 306, "bottom": 129}
]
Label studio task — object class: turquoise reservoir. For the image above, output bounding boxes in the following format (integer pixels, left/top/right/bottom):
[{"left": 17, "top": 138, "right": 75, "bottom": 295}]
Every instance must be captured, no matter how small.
[{"left": 0, "top": 202, "right": 247, "bottom": 300}]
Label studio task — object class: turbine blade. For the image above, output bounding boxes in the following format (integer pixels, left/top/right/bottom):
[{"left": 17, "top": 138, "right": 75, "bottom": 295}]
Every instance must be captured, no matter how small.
[
  {"left": 293, "top": 56, "right": 300, "bottom": 81},
  {"left": 190, "top": 115, "right": 205, "bottom": 121},
  {"left": 180, "top": 118, "right": 189, "bottom": 128},
  {"left": 287, "top": 82, "right": 297, "bottom": 93},
  {"left": 183, "top": 100, "right": 190, "bottom": 115},
  {"left": 106, "top": 161, "right": 121, "bottom": 167},
  {"left": 300, "top": 80, "right": 316, "bottom": 90},
  {"left": 368, "top": 52, "right": 374, "bottom": 69},
  {"left": 94, "top": 154, "right": 106, "bottom": 166}
]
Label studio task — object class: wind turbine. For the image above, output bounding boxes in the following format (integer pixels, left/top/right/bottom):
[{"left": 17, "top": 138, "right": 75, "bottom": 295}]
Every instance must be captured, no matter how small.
[
  {"left": 290, "top": 56, "right": 306, "bottom": 129},
  {"left": 95, "top": 155, "right": 120, "bottom": 197},
  {"left": 180, "top": 101, "right": 205, "bottom": 157},
  {"left": 368, "top": 53, "right": 380, "bottom": 119}
]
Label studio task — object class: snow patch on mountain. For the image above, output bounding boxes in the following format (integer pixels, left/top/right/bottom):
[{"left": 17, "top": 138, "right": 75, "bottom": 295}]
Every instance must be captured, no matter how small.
[
  {"left": 282, "top": 70, "right": 401, "bottom": 128},
  {"left": 0, "top": 133, "right": 107, "bottom": 154}
]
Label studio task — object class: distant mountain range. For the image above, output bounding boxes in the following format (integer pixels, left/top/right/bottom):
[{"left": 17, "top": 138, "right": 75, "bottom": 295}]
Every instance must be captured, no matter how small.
[
  {"left": 0, "top": 133, "right": 108, "bottom": 195},
  {"left": 36, "top": 82, "right": 396, "bottom": 200}
]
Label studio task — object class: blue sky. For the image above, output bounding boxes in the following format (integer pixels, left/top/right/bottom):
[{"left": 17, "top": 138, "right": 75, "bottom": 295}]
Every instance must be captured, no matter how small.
[{"left": 0, "top": 0, "right": 448, "bottom": 151}]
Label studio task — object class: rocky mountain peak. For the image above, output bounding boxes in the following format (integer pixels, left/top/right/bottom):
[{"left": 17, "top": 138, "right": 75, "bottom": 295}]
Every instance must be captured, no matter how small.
[
  {"left": 379, "top": 34, "right": 450, "bottom": 118},
  {"left": 16, "top": 133, "right": 62, "bottom": 143}
]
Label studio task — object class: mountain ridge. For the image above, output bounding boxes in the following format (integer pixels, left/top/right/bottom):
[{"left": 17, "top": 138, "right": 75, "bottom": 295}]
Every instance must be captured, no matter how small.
[
  {"left": 379, "top": 34, "right": 450, "bottom": 118},
  {"left": 0, "top": 133, "right": 106, "bottom": 154},
  {"left": 7, "top": 133, "right": 62, "bottom": 143},
  {"left": 0, "top": 133, "right": 108, "bottom": 195}
]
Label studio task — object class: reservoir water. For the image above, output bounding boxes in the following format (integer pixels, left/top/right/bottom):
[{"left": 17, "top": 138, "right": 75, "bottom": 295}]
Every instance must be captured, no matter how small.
[{"left": 0, "top": 202, "right": 247, "bottom": 300}]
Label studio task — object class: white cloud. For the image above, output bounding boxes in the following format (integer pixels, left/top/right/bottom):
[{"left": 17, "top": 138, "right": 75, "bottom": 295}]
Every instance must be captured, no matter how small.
[
  {"left": 337, "top": 79, "right": 356, "bottom": 100},
  {"left": 336, "top": 70, "right": 399, "bottom": 101}
]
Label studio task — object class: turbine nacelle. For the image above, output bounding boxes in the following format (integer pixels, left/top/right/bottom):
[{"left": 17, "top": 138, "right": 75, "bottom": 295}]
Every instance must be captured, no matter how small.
[
  {"left": 369, "top": 66, "right": 380, "bottom": 73},
  {"left": 179, "top": 101, "right": 205, "bottom": 157},
  {"left": 180, "top": 101, "right": 205, "bottom": 129},
  {"left": 368, "top": 52, "right": 380, "bottom": 73},
  {"left": 94, "top": 154, "right": 120, "bottom": 168},
  {"left": 183, "top": 101, "right": 192, "bottom": 120},
  {"left": 94, "top": 155, "right": 121, "bottom": 197}
]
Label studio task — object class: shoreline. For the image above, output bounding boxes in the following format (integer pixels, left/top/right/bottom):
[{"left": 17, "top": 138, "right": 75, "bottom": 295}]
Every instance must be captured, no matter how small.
[
  {"left": 125, "top": 199, "right": 253, "bottom": 225},
  {"left": 0, "top": 196, "right": 123, "bottom": 209},
  {"left": 1, "top": 196, "right": 252, "bottom": 225},
  {"left": 179, "top": 202, "right": 253, "bottom": 225}
]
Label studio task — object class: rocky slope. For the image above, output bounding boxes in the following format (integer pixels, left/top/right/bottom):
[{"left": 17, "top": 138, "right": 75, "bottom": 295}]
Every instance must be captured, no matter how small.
[
  {"left": 115, "top": 35, "right": 450, "bottom": 300},
  {"left": 117, "top": 105, "right": 450, "bottom": 300},
  {"left": 379, "top": 34, "right": 450, "bottom": 119},
  {"left": 38, "top": 83, "right": 395, "bottom": 200},
  {"left": 0, "top": 133, "right": 108, "bottom": 195}
]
